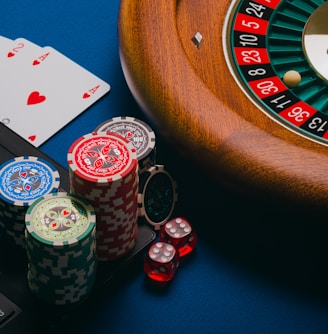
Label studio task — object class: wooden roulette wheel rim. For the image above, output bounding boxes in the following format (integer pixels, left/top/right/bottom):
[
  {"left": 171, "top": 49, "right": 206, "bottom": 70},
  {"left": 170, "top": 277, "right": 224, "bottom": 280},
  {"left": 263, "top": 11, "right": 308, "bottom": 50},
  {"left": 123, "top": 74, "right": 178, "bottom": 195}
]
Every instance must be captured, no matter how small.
[{"left": 118, "top": 0, "right": 328, "bottom": 210}]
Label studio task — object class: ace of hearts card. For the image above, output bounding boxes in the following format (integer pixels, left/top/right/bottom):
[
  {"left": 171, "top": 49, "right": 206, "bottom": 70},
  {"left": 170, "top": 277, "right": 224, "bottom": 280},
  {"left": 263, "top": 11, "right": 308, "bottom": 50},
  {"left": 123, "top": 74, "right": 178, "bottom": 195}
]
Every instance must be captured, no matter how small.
[{"left": 0, "top": 37, "right": 110, "bottom": 147}]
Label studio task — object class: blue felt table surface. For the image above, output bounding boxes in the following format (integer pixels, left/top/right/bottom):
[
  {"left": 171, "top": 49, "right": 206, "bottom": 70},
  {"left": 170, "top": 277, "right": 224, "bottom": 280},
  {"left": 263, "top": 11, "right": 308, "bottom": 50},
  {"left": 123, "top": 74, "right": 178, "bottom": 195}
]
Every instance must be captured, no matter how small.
[{"left": 2, "top": 1, "right": 328, "bottom": 333}]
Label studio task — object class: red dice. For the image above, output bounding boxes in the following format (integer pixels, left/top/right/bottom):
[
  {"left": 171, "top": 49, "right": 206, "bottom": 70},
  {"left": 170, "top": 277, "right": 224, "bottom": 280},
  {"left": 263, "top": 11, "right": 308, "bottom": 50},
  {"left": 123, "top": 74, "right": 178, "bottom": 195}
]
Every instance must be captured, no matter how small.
[
  {"left": 160, "top": 217, "right": 197, "bottom": 257},
  {"left": 144, "top": 241, "right": 180, "bottom": 284}
]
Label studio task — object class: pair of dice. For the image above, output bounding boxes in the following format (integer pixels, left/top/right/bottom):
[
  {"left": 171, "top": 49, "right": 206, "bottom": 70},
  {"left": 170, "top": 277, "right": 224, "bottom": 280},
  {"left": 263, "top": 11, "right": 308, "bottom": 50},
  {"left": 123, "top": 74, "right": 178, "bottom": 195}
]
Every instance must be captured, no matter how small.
[{"left": 144, "top": 217, "right": 197, "bottom": 284}]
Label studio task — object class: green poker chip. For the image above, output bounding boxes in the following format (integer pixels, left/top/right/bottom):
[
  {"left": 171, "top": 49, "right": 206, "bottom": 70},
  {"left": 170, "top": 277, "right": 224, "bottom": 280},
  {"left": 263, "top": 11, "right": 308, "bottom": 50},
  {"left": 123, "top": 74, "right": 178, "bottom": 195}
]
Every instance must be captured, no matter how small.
[
  {"left": 25, "top": 192, "right": 97, "bottom": 305},
  {"left": 25, "top": 192, "right": 96, "bottom": 247}
]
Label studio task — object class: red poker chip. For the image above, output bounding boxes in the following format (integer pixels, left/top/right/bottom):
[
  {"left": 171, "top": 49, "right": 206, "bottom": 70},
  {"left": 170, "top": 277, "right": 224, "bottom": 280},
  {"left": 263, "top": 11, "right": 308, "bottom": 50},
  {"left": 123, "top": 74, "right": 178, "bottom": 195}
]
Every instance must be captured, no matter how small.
[
  {"left": 99, "top": 210, "right": 137, "bottom": 223},
  {"left": 98, "top": 233, "right": 133, "bottom": 246},
  {"left": 96, "top": 216, "right": 138, "bottom": 230},
  {"left": 67, "top": 132, "right": 140, "bottom": 261},
  {"left": 96, "top": 218, "right": 134, "bottom": 230},
  {"left": 68, "top": 132, "right": 138, "bottom": 184},
  {"left": 96, "top": 219, "right": 137, "bottom": 235},
  {"left": 97, "top": 223, "right": 136, "bottom": 239},
  {"left": 97, "top": 236, "right": 136, "bottom": 255},
  {"left": 98, "top": 231, "right": 137, "bottom": 252},
  {"left": 82, "top": 199, "right": 136, "bottom": 211},
  {"left": 97, "top": 229, "right": 131, "bottom": 240},
  {"left": 98, "top": 224, "right": 137, "bottom": 243},
  {"left": 70, "top": 169, "right": 137, "bottom": 190},
  {"left": 97, "top": 195, "right": 138, "bottom": 210},
  {"left": 71, "top": 178, "right": 138, "bottom": 206},
  {"left": 96, "top": 214, "right": 137, "bottom": 226},
  {"left": 69, "top": 176, "right": 138, "bottom": 201}
]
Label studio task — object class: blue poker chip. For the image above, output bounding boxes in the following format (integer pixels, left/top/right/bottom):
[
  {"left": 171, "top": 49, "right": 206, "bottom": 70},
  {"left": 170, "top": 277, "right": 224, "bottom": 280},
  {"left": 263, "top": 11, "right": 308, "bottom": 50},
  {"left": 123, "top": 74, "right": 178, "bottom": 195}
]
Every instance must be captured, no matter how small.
[{"left": 0, "top": 156, "right": 60, "bottom": 207}]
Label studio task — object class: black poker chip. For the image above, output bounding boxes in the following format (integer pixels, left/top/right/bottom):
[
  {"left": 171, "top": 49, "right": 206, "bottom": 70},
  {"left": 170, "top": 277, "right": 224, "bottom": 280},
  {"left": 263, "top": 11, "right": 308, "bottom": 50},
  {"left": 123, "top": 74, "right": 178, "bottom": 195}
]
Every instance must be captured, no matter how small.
[{"left": 138, "top": 164, "right": 178, "bottom": 230}]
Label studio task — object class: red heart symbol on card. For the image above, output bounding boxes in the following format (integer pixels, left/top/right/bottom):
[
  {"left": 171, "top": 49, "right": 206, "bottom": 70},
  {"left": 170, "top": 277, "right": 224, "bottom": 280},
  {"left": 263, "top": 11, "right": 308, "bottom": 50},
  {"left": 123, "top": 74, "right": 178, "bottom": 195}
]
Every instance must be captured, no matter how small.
[
  {"left": 83, "top": 92, "right": 90, "bottom": 99},
  {"left": 27, "top": 91, "right": 46, "bottom": 105},
  {"left": 7, "top": 52, "right": 14, "bottom": 58},
  {"left": 20, "top": 172, "right": 27, "bottom": 178},
  {"left": 126, "top": 131, "right": 134, "bottom": 138},
  {"left": 28, "top": 135, "right": 36, "bottom": 142},
  {"left": 63, "top": 210, "right": 70, "bottom": 216},
  {"left": 32, "top": 60, "right": 40, "bottom": 66}
]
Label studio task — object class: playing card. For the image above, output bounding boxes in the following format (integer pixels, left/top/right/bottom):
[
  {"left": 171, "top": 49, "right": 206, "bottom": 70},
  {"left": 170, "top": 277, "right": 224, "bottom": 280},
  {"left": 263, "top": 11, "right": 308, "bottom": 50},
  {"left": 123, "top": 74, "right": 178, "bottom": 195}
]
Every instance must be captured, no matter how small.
[
  {"left": 0, "top": 36, "right": 13, "bottom": 63},
  {"left": 0, "top": 37, "right": 43, "bottom": 68},
  {"left": 0, "top": 45, "right": 110, "bottom": 147}
]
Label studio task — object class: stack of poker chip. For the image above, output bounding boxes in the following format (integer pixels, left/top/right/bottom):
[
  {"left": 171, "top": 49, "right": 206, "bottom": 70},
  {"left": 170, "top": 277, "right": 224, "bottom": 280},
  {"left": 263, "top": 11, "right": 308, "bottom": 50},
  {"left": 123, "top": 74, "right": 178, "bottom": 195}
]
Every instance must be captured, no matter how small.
[
  {"left": 67, "top": 131, "right": 139, "bottom": 261},
  {"left": 25, "top": 192, "right": 97, "bottom": 305},
  {"left": 0, "top": 156, "right": 60, "bottom": 248},
  {"left": 95, "top": 116, "right": 156, "bottom": 174}
]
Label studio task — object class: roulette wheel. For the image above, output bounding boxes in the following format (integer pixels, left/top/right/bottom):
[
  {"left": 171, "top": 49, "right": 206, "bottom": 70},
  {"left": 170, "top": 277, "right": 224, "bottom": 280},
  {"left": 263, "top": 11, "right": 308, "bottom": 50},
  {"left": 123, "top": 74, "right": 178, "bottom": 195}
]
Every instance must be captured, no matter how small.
[{"left": 118, "top": 0, "right": 328, "bottom": 210}]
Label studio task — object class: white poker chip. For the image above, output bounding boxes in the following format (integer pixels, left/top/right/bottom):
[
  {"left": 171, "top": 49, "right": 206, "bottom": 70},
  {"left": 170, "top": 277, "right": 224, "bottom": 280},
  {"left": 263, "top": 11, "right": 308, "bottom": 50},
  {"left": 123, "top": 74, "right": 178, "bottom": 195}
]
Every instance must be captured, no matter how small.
[{"left": 95, "top": 116, "right": 156, "bottom": 173}]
